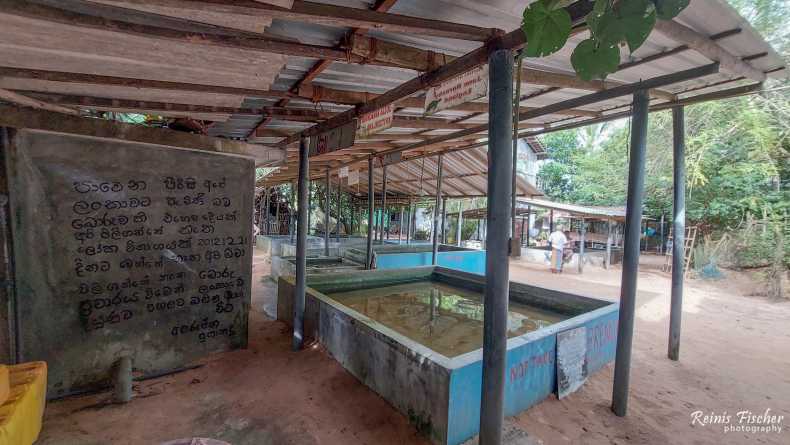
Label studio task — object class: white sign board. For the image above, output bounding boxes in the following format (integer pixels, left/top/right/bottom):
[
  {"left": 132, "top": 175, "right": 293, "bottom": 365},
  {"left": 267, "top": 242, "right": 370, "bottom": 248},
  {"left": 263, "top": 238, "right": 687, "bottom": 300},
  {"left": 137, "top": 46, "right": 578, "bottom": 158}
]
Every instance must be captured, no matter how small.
[
  {"left": 556, "top": 326, "right": 588, "bottom": 399},
  {"left": 424, "top": 65, "right": 488, "bottom": 115},
  {"left": 347, "top": 170, "right": 359, "bottom": 186},
  {"left": 339, "top": 166, "right": 349, "bottom": 178},
  {"left": 358, "top": 104, "right": 394, "bottom": 137}
]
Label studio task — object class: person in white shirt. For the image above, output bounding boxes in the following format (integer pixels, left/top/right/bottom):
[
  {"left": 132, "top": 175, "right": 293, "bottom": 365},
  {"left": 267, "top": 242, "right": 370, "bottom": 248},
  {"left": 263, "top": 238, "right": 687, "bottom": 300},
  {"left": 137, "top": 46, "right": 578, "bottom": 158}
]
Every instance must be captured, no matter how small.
[{"left": 548, "top": 228, "right": 567, "bottom": 273}]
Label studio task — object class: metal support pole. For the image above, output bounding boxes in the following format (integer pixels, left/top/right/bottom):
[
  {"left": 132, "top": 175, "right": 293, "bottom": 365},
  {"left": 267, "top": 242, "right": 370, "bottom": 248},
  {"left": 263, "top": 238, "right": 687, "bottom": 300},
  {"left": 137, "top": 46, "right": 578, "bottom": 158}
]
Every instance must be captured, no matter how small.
[
  {"left": 441, "top": 197, "right": 448, "bottom": 244},
  {"left": 398, "top": 206, "right": 404, "bottom": 244},
  {"left": 324, "top": 169, "right": 331, "bottom": 256},
  {"left": 668, "top": 106, "right": 686, "bottom": 361},
  {"left": 264, "top": 187, "right": 270, "bottom": 235},
  {"left": 381, "top": 165, "right": 388, "bottom": 242},
  {"left": 578, "top": 218, "right": 586, "bottom": 274},
  {"left": 431, "top": 154, "right": 444, "bottom": 265},
  {"left": 366, "top": 157, "right": 375, "bottom": 269},
  {"left": 526, "top": 205, "right": 531, "bottom": 247},
  {"left": 406, "top": 198, "right": 413, "bottom": 245},
  {"left": 275, "top": 190, "right": 280, "bottom": 234},
  {"left": 480, "top": 48, "right": 513, "bottom": 445},
  {"left": 290, "top": 181, "right": 296, "bottom": 243},
  {"left": 606, "top": 218, "right": 613, "bottom": 269},
  {"left": 337, "top": 178, "right": 342, "bottom": 243},
  {"left": 307, "top": 182, "right": 313, "bottom": 236},
  {"left": 612, "top": 89, "right": 650, "bottom": 417},
  {"left": 549, "top": 209, "right": 554, "bottom": 233},
  {"left": 659, "top": 214, "right": 665, "bottom": 255},
  {"left": 456, "top": 200, "right": 464, "bottom": 247},
  {"left": 293, "top": 136, "right": 310, "bottom": 351},
  {"left": 520, "top": 216, "right": 525, "bottom": 245}
]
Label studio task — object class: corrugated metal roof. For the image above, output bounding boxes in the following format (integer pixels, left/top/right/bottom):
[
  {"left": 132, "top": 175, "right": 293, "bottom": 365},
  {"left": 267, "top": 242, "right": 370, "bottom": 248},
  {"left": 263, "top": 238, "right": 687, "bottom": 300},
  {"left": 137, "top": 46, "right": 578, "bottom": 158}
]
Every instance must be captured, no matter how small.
[{"left": 248, "top": 0, "right": 784, "bottom": 197}]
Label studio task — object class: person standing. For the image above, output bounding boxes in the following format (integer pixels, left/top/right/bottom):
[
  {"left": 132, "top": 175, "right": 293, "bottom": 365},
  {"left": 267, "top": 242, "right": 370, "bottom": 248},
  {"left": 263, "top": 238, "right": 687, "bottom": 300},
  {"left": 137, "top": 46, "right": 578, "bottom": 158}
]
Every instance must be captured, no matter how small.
[{"left": 548, "top": 227, "right": 567, "bottom": 274}]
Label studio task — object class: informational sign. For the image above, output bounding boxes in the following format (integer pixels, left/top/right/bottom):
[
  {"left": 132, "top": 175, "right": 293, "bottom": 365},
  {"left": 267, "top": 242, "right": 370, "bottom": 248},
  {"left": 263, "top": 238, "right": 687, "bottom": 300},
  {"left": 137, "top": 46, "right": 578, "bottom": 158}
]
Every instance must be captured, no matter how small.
[
  {"left": 309, "top": 120, "right": 357, "bottom": 157},
  {"left": 6, "top": 130, "right": 254, "bottom": 397},
  {"left": 424, "top": 65, "right": 488, "bottom": 115},
  {"left": 347, "top": 170, "right": 359, "bottom": 186},
  {"left": 339, "top": 166, "right": 349, "bottom": 178},
  {"left": 357, "top": 104, "right": 394, "bottom": 137},
  {"left": 380, "top": 151, "right": 402, "bottom": 166},
  {"left": 556, "top": 326, "right": 588, "bottom": 399}
]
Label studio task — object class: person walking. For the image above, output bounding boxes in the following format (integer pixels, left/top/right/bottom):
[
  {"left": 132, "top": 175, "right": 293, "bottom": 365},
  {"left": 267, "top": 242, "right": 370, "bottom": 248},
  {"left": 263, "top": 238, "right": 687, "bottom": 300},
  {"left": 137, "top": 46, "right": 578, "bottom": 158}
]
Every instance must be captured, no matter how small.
[{"left": 548, "top": 227, "right": 567, "bottom": 274}]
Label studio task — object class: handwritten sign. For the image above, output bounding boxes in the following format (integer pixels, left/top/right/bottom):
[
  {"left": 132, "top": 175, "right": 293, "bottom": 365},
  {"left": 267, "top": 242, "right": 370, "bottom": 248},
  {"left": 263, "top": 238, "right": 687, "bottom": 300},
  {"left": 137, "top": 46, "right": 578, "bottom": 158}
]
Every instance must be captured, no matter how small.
[
  {"left": 556, "top": 326, "right": 588, "bottom": 399},
  {"left": 358, "top": 104, "right": 394, "bottom": 137},
  {"left": 424, "top": 65, "right": 488, "bottom": 115},
  {"left": 309, "top": 120, "right": 356, "bottom": 157},
  {"left": 7, "top": 130, "right": 254, "bottom": 397}
]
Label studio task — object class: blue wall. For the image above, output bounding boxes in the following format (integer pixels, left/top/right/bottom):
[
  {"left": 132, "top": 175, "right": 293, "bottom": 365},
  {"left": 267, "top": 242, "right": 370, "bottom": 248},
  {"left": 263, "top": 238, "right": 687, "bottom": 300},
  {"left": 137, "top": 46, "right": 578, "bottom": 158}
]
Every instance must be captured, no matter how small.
[
  {"left": 445, "top": 308, "right": 619, "bottom": 445},
  {"left": 375, "top": 250, "right": 487, "bottom": 275}
]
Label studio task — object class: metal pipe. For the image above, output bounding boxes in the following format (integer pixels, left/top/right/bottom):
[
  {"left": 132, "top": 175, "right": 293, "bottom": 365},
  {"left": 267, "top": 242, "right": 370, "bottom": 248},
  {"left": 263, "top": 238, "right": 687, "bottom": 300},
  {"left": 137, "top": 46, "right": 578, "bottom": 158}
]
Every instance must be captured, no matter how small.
[
  {"left": 659, "top": 214, "right": 665, "bottom": 255},
  {"left": 275, "top": 189, "right": 280, "bottom": 234},
  {"left": 612, "top": 89, "right": 650, "bottom": 417},
  {"left": 456, "top": 200, "right": 464, "bottom": 247},
  {"left": 441, "top": 197, "right": 448, "bottom": 244},
  {"left": 525, "top": 205, "right": 531, "bottom": 247},
  {"left": 669, "top": 106, "right": 686, "bottom": 361},
  {"left": 479, "top": 48, "right": 513, "bottom": 445},
  {"left": 324, "top": 169, "right": 330, "bottom": 256},
  {"left": 406, "top": 198, "right": 413, "bottom": 245},
  {"left": 381, "top": 165, "right": 388, "bottom": 242},
  {"left": 366, "top": 157, "right": 375, "bottom": 269},
  {"left": 290, "top": 181, "right": 296, "bottom": 243},
  {"left": 398, "top": 206, "right": 404, "bottom": 244},
  {"left": 307, "top": 182, "right": 313, "bottom": 236},
  {"left": 263, "top": 187, "right": 270, "bottom": 235},
  {"left": 578, "top": 218, "right": 585, "bottom": 274},
  {"left": 293, "top": 136, "right": 310, "bottom": 351},
  {"left": 431, "top": 154, "right": 444, "bottom": 265},
  {"left": 337, "top": 177, "right": 342, "bottom": 243},
  {"left": 549, "top": 209, "right": 554, "bottom": 233},
  {"left": 606, "top": 217, "right": 613, "bottom": 269}
]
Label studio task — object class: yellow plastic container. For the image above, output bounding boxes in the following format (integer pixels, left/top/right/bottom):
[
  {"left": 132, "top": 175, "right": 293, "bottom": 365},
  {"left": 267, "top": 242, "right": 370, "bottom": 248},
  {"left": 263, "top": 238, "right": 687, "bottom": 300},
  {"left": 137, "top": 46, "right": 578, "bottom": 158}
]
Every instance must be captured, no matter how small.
[{"left": 0, "top": 362, "right": 47, "bottom": 445}]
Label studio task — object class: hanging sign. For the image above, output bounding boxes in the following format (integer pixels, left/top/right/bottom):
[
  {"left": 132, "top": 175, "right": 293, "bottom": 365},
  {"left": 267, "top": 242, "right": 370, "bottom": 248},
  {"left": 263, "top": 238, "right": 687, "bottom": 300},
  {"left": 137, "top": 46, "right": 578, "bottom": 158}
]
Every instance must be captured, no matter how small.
[
  {"left": 556, "top": 326, "right": 588, "bottom": 399},
  {"left": 358, "top": 104, "right": 394, "bottom": 137},
  {"left": 309, "top": 120, "right": 357, "bottom": 157},
  {"left": 380, "top": 151, "right": 402, "bottom": 166},
  {"left": 424, "top": 65, "right": 488, "bottom": 115},
  {"left": 339, "top": 166, "right": 349, "bottom": 178},
  {"left": 347, "top": 170, "right": 359, "bottom": 186}
]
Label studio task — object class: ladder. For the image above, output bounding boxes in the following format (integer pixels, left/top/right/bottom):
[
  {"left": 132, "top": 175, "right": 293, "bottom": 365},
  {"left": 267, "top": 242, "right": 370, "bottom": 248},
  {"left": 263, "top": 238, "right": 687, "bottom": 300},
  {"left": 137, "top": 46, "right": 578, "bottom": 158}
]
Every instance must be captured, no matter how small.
[{"left": 663, "top": 226, "right": 697, "bottom": 279}]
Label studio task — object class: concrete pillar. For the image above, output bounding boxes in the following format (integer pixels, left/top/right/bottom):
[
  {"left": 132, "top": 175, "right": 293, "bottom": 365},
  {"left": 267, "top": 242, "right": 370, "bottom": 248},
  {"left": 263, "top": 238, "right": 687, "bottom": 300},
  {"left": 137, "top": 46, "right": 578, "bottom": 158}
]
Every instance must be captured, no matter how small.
[
  {"left": 669, "top": 106, "right": 686, "bottom": 361},
  {"left": 612, "top": 89, "right": 650, "bottom": 417},
  {"left": 479, "top": 48, "right": 512, "bottom": 445},
  {"left": 114, "top": 356, "right": 133, "bottom": 403}
]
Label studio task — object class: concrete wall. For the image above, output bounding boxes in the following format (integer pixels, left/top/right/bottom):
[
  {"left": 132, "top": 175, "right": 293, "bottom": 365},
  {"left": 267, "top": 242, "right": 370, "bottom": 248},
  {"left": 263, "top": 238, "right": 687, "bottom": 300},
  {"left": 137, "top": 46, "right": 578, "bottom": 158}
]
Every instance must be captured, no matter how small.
[{"left": 5, "top": 129, "right": 253, "bottom": 397}]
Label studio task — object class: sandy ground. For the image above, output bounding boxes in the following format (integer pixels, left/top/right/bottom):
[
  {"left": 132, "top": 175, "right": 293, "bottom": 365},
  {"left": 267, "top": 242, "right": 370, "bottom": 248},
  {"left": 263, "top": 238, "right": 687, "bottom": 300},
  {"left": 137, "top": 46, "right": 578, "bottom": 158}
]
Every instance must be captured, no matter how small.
[{"left": 37, "top": 250, "right": 790, "bottom": 445}]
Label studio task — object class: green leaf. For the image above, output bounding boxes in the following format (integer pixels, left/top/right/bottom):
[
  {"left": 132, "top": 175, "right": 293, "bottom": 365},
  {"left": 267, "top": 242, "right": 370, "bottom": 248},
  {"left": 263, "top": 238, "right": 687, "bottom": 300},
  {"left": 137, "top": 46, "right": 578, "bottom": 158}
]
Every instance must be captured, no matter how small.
[
  {"left": 652, "top": 0, "right": 689, "bottom": 20},
  {"left": 522, "top": 0, "right": 572, "bottom": 57},
  {"left": 571, "top": 39, "right": 620, "bottom": 80},
  {"left": 588, "top": 0, "right": 656, "bottom": 53}
]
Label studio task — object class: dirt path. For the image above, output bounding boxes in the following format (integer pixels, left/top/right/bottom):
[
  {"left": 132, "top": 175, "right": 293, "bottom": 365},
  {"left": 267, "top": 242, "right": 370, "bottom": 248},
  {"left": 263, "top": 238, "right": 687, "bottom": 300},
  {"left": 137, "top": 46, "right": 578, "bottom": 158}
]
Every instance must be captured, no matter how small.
[{"left": 38, "top": 251, "right": 789, "bottom": 444}]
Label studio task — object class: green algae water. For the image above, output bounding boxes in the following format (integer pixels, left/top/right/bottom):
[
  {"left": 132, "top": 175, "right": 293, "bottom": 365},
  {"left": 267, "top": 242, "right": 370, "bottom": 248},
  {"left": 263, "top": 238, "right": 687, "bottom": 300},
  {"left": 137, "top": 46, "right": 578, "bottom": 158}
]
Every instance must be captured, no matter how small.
[{"left": 327, "top": 281, "right": 569, "bottom": 358}]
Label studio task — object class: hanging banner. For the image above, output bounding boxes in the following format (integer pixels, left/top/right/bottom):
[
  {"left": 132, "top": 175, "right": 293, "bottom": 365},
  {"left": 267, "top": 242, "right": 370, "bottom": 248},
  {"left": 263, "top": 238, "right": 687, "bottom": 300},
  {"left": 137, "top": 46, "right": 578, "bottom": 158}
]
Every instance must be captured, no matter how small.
[
  {"left": 309, "top": 120, "right": 357, "bottom": 157},
  {"left": 424, "top": 65, "right": 488, "bottom": 115},
  {"left": 339, "top": 166, "right": 349, "bottom": 178},
  {"left": 358, "top": 104, "right": 394, "bottom": 137},
  {"left": 347, "top": 170, "right": 359, "bottom": 186}
]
